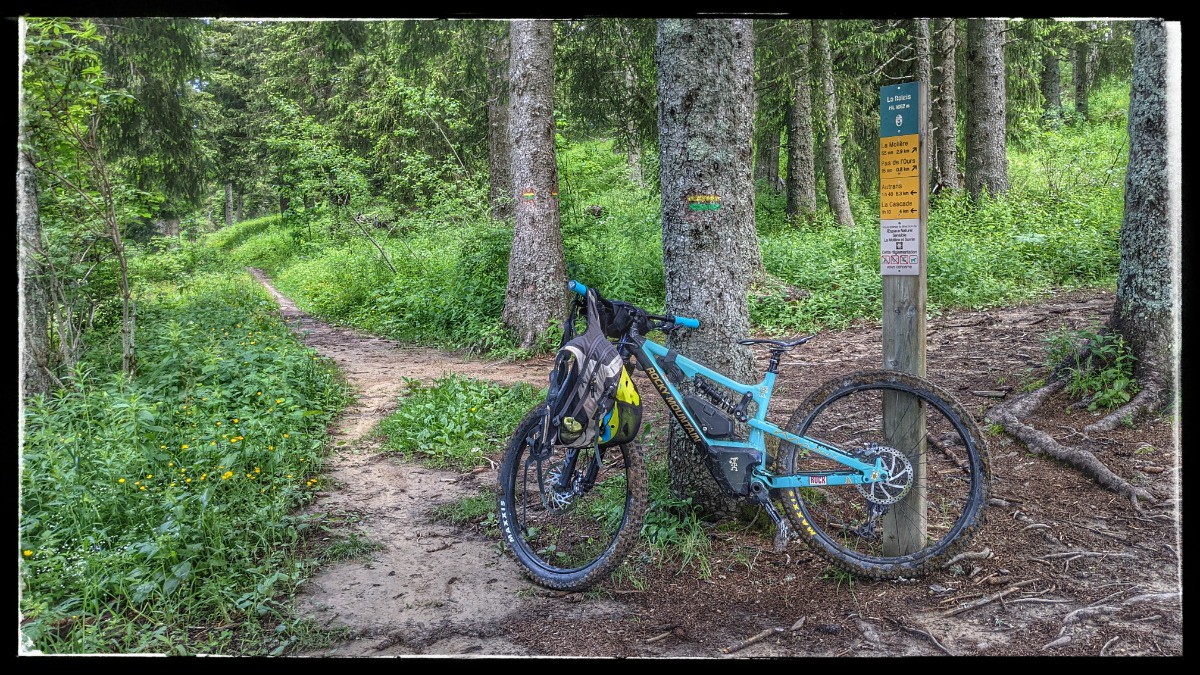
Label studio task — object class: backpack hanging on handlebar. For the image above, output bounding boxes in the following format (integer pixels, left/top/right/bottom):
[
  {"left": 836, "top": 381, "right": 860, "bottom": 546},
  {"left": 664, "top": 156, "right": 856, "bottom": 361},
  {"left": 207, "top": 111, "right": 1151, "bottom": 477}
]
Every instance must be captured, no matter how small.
[{"left": 545, "top": 288, "right": 642, "bottom": 449}]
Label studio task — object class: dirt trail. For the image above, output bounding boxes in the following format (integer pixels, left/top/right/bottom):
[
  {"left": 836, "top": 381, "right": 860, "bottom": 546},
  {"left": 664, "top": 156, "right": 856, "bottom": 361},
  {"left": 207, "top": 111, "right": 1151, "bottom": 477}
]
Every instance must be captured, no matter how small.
[
  {"left": 252, "top": 270, "right": 1181, "bottom": 658},
  {"left": 249, "top": 269, "right": 630, "bottom": 657}
]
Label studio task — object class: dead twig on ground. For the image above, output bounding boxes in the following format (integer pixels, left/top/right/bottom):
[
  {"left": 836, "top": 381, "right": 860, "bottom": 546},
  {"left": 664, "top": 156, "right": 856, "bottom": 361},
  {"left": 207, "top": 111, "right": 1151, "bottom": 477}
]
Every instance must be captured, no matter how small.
[
  {"left": 723, "top": 627, "right": 782, "bottom": 654},
  {"left": 943, "top": 579, "right": 1038, "bottom": 616},
  {"left": 885, "top": 617, "right": 954, "bottom": 656},
  {"left": 1100, "top": 636, "right": 1120, "bottom": 656},
  {"left": 942, "top": 548, "right": 992, "bottom": 569},
  {"left": 1031, "top": 551, "right": 1136, "bottom": 561},
  {"left": 645, "top": 625, "right": 680, "bottom": 643}
]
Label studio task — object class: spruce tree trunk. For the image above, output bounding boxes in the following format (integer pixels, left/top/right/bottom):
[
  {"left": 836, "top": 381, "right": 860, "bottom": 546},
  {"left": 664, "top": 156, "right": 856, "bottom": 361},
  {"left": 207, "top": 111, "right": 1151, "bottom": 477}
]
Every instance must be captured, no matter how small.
[
  {"left": 1041, "top": 47, "right": 1062, "bottom": 119},
  {"left": 915, "top": 19, "right": 932, "bottom": 98},
  {"left": 502, "top": 19, "right": 567, "bottom": 350},
  {"left": 785, "top": 20, "right": 816, "bottom": 220},
  {"left": 965, "top": 19, "right": 1008, "bottom": 201},
  {"left": 915, "top": 19, "right": 934, "bottom": 184},
  {"left": 18, "top": 132, "right": 51, "bottom": 398},
  {"left": 1074, "top": 23, "right": 1096, "bottom": 119},
  {"left": 488, "top": 26, "right": 514, "bottom": 221},
  {"left": 813, "top": 20, "right": 855, "bottom": 227},
  {"left": 624, "top": 63, "right": 644, "bottom": 187},
  {"left": 755, "top": 124, "right": 781, "bottom": 190},
  {"left": 236, "top": 192, "right": 244, "bottom": 222},
  {"left": 225, "top": 181, "right": 234, "bottom": 228},
  {"left": 933, "top": 18, "right": 960, "bottom": 192},
  {"left": 657, "top": 18, "right": 760, "bottom": 518},
  {"left": 1110, "top": 20, "right": 1175, "bottom": 396}
]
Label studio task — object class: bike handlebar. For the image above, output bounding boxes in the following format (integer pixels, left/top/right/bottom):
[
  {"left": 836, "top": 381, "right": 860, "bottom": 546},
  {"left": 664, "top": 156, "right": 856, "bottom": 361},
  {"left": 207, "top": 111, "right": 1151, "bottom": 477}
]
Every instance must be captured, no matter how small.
[{"left": 567, "top": 280, "right": 699, "bottom": 330}]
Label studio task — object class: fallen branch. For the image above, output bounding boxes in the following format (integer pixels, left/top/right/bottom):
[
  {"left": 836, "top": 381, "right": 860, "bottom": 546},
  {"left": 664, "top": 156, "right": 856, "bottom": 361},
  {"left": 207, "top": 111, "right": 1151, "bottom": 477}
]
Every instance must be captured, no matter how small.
[
  {"left": 943, "top": 579, "right": 1038, "bottom": 617},
  {"left": 1100, "top": 636, "right": 1120, "bottom": 656},
  {"left": 723, "top": 627, "right": 782, "bottom": 654},
  {"left": 985, "top": 380, "right": 1155, "bottom": 503},
  {"left": 885, "top": 618, "right": 954, "bottom": 656}
]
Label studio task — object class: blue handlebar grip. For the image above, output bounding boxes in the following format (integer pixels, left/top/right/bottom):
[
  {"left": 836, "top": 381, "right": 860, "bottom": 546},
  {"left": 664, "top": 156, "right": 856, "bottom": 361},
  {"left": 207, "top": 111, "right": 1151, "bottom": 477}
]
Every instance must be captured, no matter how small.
[
  {"left": 675, "top": 316, "right": 700, "bottom": 329},
  {"left": 567, "top": 280, "right": 587, "bottom": 296}
]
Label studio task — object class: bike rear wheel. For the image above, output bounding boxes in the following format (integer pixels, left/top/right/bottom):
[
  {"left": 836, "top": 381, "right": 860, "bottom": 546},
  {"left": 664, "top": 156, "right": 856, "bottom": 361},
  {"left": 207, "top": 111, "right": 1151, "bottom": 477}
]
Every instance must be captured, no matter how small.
[
  {"left": 497, "top": 405, "right": 649, "bottom": 591},
  {"left": 777, "top": 370, "right": 990, "bottom": 579}
]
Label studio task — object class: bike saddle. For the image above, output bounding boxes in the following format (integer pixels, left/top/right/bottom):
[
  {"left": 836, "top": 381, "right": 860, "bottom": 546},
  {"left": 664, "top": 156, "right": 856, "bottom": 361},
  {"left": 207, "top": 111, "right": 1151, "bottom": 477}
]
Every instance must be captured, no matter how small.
[{"left": 738, "top": 336, "right": 813, "bottom": 350}]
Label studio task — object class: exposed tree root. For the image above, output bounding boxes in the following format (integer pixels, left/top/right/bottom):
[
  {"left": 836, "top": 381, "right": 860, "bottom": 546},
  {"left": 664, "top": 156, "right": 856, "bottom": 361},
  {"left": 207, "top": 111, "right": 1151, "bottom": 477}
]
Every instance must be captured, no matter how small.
[
  {"left": 985, "top": 380, "right": 1155, "bottom": 504},
  {"left": 1083, "top": 382, "right": 1163, "bottom": 433}
]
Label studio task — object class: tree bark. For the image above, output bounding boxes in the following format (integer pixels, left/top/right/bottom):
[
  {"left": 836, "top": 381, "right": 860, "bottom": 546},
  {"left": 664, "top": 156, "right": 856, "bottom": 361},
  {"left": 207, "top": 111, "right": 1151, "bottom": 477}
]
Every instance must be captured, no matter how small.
[
  {"left": 1074, "top": 24, "right": 1095, "bottom": 119},
  {"left": 657, "top": 18, "right": 760, "bottom": 518},
  {"left": 236, "top": 191, "right": 244, "bottom": 222},
  {"left": 488, "top": 25, "right": 514, "bottom": 221},
  {"left": 1041, "top": 45, "right": 1062, "bottom": 120},
  {"left": 225, "top": 181, "right": 234, "bottom": 228},
  {"left": 933, "top": 18, "right": 960, "bottom": 192},
  {"left": 915, "top": 19, "right": 932, "bottom": 99},
  {"left": 623, "top": 53, "right": 645, "bottom": 187},
  {"left": 502, "top": 19, "right": 567, "bottom": 350},
  {"left": 965, "top": 19, "right": 1008, "bottom": 201},
  {"left": 19, "top": 132, "right": 52, "bottom": 399},
  {"left": 1109, "top": 20, "right": 1175, "bottom": 400},
  {"left": 754, "top": 122, "right": 781, "bottom": 191},
  {"left": 914, "top": 19, "right": 935, "bottom": 189},
  {"left": 813, "top": 20, "right": 855, "bottom": 227},
  {"left": 785, "top": 20, "right": 816, "bottom": 220}
]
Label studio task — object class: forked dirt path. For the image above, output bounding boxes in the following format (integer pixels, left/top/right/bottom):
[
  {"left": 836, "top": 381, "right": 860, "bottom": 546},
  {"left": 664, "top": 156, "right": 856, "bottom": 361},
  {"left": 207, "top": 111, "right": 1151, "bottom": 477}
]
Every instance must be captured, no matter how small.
[
  {"left": 248, "top": 269, "right": 637, "bottom": 657},
  {"left": 252, "top": 270, "right": 1181, "bottom": 658}
]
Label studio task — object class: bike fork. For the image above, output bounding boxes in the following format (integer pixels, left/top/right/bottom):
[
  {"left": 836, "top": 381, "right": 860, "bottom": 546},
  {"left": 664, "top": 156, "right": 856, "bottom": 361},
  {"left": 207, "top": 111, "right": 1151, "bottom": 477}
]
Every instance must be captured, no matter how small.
[{"left": 749, "top": 480, "right": 791, "bottom": 553}]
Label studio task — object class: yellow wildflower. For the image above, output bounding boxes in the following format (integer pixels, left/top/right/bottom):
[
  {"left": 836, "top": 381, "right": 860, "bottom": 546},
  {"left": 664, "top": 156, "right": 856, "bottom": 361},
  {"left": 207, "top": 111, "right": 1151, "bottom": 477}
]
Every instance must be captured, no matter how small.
[
  {"left": 118, "top": 478, "right": 126, "bottom": 484},
  {"left": 181, "top": 444, "right": 188, "bottom": 450},
  {"left": 146, "top": 474, "right": 153, "bottom": 479},
  {"left": 140, "top": 486, "right": 146, "bottom": 491},
  {"left": 221, "top": 471, "right": 233, "bottom": 480},
  {"left": 23, "top": 550, "right": 31, "bottom": 557}
]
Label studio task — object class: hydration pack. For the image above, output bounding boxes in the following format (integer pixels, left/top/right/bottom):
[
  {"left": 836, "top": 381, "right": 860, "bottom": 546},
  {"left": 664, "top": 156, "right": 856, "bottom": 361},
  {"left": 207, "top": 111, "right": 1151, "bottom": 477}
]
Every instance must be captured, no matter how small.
[{"left": 545, "top": 288, "right": 642, "bottom": 449}]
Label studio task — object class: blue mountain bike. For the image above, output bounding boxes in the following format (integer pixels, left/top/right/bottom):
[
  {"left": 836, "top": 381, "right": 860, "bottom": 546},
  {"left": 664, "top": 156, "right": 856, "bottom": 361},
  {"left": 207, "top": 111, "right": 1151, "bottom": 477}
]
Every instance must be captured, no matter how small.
[{"left": 498, "top": 281, "right": 990, "bottom": 591}]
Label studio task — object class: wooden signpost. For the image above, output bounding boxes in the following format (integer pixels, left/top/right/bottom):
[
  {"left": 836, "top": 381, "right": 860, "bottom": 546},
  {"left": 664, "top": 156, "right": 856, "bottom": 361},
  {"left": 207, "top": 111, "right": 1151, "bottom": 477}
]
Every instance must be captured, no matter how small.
[{"left": 879, "top": 81, "right": 928, "bottom": 555}]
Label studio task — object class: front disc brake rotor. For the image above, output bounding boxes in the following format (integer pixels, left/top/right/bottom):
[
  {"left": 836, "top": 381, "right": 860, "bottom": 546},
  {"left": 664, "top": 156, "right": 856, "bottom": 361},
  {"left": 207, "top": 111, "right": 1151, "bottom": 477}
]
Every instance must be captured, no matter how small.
[{"left": 855, "top": 443, "right": 914, "bottom": 506}]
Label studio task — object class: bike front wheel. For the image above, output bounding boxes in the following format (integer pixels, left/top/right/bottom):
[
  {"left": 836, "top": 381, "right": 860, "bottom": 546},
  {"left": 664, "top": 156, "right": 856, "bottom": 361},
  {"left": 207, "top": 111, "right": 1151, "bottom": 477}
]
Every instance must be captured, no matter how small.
[
  {"left": 497, "top": 405, "right": 649, "bottom": 591},
  {"left": 777, "top": 370, "right": 990, "bottom": 579}
]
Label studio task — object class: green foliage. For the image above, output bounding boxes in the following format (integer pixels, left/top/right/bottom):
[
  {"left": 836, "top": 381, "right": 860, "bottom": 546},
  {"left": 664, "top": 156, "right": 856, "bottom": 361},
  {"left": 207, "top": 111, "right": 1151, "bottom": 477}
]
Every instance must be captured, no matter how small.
[
  {"left": 430, "top": 489, "right": 500, "bottom": 530},
  {"left": 636, "top": 459, "right": 712, "bottom": 577},
  {"left": 375, "top": 376, "right": 545, "bottom": 471},
  {"left": 1043, "top": 326, "right": 1139, "bottom": 412},
  {"left": 19, "top": 270, "right": 349, "bottom": 653}
]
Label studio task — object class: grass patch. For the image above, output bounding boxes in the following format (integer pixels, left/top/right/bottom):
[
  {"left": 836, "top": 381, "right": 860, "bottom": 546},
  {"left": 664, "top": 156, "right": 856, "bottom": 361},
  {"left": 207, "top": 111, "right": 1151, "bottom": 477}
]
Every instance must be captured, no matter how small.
[{"left": 374, "top": 375, "right": 545, "bottom": 471}]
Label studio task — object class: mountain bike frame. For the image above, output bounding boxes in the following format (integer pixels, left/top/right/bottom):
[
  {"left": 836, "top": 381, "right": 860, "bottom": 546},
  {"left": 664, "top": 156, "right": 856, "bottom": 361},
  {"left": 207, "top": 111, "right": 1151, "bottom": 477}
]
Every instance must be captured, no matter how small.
[{"left": 569, "top": 281, "right": 895, "bottom": 498}]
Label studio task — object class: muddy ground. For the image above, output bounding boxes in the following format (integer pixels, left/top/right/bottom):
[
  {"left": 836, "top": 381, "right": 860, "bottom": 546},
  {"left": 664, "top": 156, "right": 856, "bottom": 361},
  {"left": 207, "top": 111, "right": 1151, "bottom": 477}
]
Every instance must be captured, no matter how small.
[{"left": 249, "top": 270, "right": 1182, "bottom": 659}]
